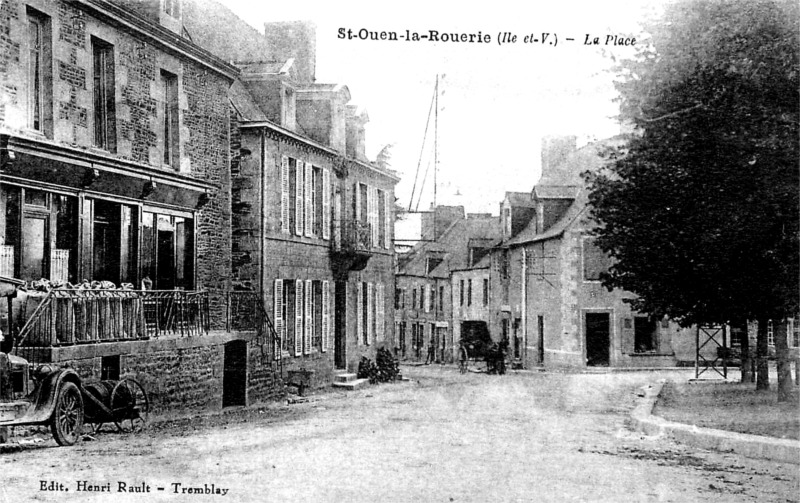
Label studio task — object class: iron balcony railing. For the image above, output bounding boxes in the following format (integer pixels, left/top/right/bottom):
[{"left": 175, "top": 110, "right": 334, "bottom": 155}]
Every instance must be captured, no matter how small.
[
  {"left": 14, "top": 289, "right": 210, "bottom": 348},
  {"left": 332, "top": 219, "right": 372, "bottom": 253}
]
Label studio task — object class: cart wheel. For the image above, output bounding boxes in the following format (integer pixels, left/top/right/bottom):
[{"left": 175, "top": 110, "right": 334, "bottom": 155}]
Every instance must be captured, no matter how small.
[
  {"left": 50, "top": 382, "right": 84, "bottom": 446},
  {"left": 110, "top": 379, "right": 150, "bottom": 432}
]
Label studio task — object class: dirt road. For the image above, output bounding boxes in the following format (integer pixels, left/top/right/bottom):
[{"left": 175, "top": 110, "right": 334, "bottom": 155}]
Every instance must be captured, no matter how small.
[{"left": 1, "top": 366, "right": 797, "bottom": 502}]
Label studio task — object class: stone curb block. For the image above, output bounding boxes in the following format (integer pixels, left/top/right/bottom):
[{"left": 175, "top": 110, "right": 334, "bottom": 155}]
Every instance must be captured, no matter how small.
[{"left": 631, "top": 380, "right": 800, "bottom": 464}]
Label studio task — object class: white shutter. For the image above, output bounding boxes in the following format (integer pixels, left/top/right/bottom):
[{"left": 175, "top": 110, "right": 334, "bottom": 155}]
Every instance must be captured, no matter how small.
[
  {"left": 367, "top": 282, "right": 374, "bottom": 345},
  {"left": 304, "top": 162, "right": 313, "bottom": 237},
  {"left": 295, "top": 279, "right": 303, "bottom": 356},
  {"left": 274, "top": 279, "right": 284, "bottom": 357},
  {"left": 329, "top": 282, "right": 336, "bottom": 351},
  {"left": 295, "top": 161, "right": 303, "bottom": 236},
  {"left": 377, "top": 283, "right": 384, "bottom": 342},
  {"left": 305, "top": 279, "right": 312, "bottom": 354},
  {"left": 357, "top": 282, "right": 363, "bottom": 345},
  {"left": 384, "top": 192, "right": 391, "bottom": 249},
  {"left": 321, "top": 280, "right": 329, "bottom": 352},
  {"left": 425, "top": 285, "right": 431, "bottom": 313},
  {"left": 322, "top": 168, "right": 331, "bottom": 240},
  {"left": 281, "top": 156, "right": 289, "bottom": 234}
]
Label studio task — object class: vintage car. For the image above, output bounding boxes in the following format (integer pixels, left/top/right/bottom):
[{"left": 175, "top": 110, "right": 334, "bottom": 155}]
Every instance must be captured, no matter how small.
[{"left": 0, "top": 277, "right": 148, "bottom": 446}]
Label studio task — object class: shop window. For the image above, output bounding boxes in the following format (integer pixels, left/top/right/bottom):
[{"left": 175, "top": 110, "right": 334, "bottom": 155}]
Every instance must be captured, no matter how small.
[{"left": 140, "top": 211, "right": 194, "bottom": 290}]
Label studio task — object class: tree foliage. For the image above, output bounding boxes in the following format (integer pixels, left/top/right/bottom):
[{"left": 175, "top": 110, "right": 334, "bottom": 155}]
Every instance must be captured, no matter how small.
[{"left": 587, "top": 0, "right": 799, "bottom": 327}]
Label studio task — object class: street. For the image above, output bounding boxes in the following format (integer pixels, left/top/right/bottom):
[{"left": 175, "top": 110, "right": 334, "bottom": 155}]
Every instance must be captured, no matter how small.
[{"left": 1, "top": 366, "right": 797, "bottom": 503}]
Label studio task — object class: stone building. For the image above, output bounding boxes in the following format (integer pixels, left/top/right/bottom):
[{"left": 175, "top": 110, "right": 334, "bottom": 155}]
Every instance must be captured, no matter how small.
[
  {"left": 184, "top": 7, "right": 399, "bottom": 381},
  {"left": 395, "top": 206, "right": 498, "bottom": 363},
  {"left": 489, "top": 137, "right": 693, "bottom": 369},
  {"left": 0, "top": 0, "right": 283, "bottom": 415}
]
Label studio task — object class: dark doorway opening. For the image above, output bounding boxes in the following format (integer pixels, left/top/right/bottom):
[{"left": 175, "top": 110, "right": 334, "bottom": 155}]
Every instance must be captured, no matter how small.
[
  {"left": 537, "top": 315, "right": 545, "bottom": 365},
  {"left": 334, "top": 281, "right": 347, "bottom": 369},
  {"left": 461, "top": 321, "right": 492, "bottom": 359},
  {"left": 585, "top": 312, "right": 610, "bottom": 366},
  {"left": 223, "top": 340, "right": 247, "bottom": 407}
]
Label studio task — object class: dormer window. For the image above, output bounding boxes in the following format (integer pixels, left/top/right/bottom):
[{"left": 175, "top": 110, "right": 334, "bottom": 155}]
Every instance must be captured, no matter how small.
[{"left": 164, "top": 0, "right": 181, "bottom": 18}]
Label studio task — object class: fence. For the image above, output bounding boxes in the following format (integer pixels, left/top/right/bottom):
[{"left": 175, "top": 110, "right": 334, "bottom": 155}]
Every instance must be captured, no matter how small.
[{"left": 14, "top": 289, "right": 210, "bottom": 348}]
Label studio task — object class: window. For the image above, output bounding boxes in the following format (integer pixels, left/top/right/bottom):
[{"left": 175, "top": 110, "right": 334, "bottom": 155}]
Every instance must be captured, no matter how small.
[
  {"left": 140, "top": 211, "right": 193, "bottom": 289},
  {"left": 583, "top": 237, "right": 613, "bottom": 281},
  {"left": 426, "top": 257, "right": 443, "bottom": 275},
  {"left": 789, "top": 318, "right": 799, "bottom": 348},
  {"left": 101, "top": 355, "right": 120, "bottom": 380},
  {"left": 430, "top": 286, "right": 436, "bottom": 313},
  {"left": 377, "top": 189, "right": 386, "bottom": 248},
  {"left": 767, "top": 320, "right": 774, "bottom": 346},
  {"left": 412, "top": 288, "right": 417, "bottom": 311},
  {"left": 92, "top": 37, "right": 116, "bottom": 152},
  {"left": 483, "top": 278, "right": 489, "bottom": 306},
  {"left": 161, "top": 70, "right": 179, "bottom": 169},
  {"left": 27, "top": 9, "right": 51, "bottom": 135},
  {"left": 634, "top": 316, "right": 656, "bottom": 353},
  {"left": 280, "top": 157, "right": 329, "bottom": 239},
  {"left": 163, "top": 0, "right": 181, "bottom": 17},
  {"left": 438, "top": 286, "right": 444, "bottom": 312},
  {"left": 395, "top": 288, "right": 402, "bottom": 310},
  {"left": 459, "top": 280, "right": 465, "bottom": 307},
  {"left": 467, "top": 279, "right": 472, "bottom": 306}
]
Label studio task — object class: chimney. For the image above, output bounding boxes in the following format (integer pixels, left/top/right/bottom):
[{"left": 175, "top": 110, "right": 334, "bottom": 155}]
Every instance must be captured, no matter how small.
[
  {"left": 296, "top": 85, "right": 349, "bottom": 153},
  {"left": 540, "top": 136, "right": 577, "bottom": 183},
  {"left": 420, "top": 206, "right": 465, "bottom": 241},
  {"left": 263, "top": 21, "right": 316, "bottom": 84},
  {"left": 346, "top": 105, "right": 368, "bottom": 162}
]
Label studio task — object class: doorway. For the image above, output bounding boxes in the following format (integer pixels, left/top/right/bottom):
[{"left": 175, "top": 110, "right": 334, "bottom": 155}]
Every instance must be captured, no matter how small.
[
  {"left": 334, "top": 281, "right": 347, "bottom": 369},
  {"left": 222, "top": 340, "right": 247, "bottom": 407},
  {"left": 585, "top": 312, "right": 610, "bottom": 366}
]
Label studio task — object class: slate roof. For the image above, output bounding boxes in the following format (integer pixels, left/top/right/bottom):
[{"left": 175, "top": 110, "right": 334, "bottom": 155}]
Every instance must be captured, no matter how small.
[{"left": 397, "top": 216, "right": 500, "bottom": 278}]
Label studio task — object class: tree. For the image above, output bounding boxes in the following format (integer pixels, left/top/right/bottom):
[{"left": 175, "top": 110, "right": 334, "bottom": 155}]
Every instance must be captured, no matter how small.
[{"left": 586, "top": 0, "right": 799, "bottom": 400}]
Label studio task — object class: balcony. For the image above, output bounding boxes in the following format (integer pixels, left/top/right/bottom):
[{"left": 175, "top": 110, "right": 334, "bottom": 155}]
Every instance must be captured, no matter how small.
[
  {"left": 330, "top": 219, "right": 372, "bottom": 274},
  {"left": 13, "top": 289, "right": 210, "bottom": 349}
]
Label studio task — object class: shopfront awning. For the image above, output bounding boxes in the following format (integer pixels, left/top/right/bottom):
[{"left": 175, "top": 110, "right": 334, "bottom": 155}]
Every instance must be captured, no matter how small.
[{"left": 1, "top": 134, "right": 217, "bottom": 210}]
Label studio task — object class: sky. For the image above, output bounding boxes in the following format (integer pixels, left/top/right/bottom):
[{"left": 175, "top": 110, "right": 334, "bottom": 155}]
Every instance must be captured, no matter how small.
[{"left": 217, "top": 0, "right": 659, "bottom": 217}]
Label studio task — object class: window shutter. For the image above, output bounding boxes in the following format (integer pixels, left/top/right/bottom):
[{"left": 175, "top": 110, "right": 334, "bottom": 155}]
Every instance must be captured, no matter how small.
[
  {"left": 371, "top": 187, "right": 379, "bottom": 248},
  {"left": 425, "top": 285, "right": 431, "bottom": 313},
  {"left": 304, "top": 162, "right": 313, "bottom": 237},
  {"left": 620, "top": 317, "right": 634, "bottom": 354},
  {"left": 321, "top": 280, "right": 329, "bottom": 352},
  {"left": 274, "top": 279, "right": 284, "bottom": 357},
  {"left": 295, "top": 161, "right": 304, "bottom": 236},
  {"left": 384, "top": 192, "right": 391, "bottom": 249},
  {"left": 281, "top": 156, "right": 289, "bottom": 234},
  {"left": 357, "top": 282, "right": 363, "bottom": 345},
  {"left": 355, "top": 183, "right": 361, "bottom": 222},
  {"left": 322, "top": 168, "right": 331, "bottom": 240},
  {"left": 377, "top": 283, "right": 384, "bottom": 342},
  {"left": 305, "top": 279, "right": 312, "bottom": 354},
  {"left": 295, "top": 279, "right": 303, "bottom": 356},
  {"left": 367, "top": 282, "right": 374, "bottom": 345}
]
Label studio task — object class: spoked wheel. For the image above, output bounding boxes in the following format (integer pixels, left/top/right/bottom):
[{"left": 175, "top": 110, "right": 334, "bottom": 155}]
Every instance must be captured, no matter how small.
[
  {"left": 110, "top": 379, "right": 150, "bottom": 432},
  {"left": 50, "top": 382, "right": 85, "bottom": 446}
]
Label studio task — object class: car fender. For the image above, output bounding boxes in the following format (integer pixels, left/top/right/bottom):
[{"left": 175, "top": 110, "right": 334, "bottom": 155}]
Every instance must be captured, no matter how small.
[{"left": 21, "top": 368, "right": 83, "bottom": 425}]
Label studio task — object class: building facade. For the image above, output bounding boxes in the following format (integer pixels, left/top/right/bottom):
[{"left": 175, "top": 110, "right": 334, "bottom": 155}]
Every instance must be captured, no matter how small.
[
  {"left": 395, "top": 207, "right": 498, "bottom": 363},
  {"left": 490, "top": 138, "right": 692, "bottom": 370}
]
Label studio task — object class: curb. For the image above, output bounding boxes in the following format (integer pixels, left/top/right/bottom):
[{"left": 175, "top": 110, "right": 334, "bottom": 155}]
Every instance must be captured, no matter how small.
[{"left": 631, "top": 380, "right": 800, "bottom": 464}]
